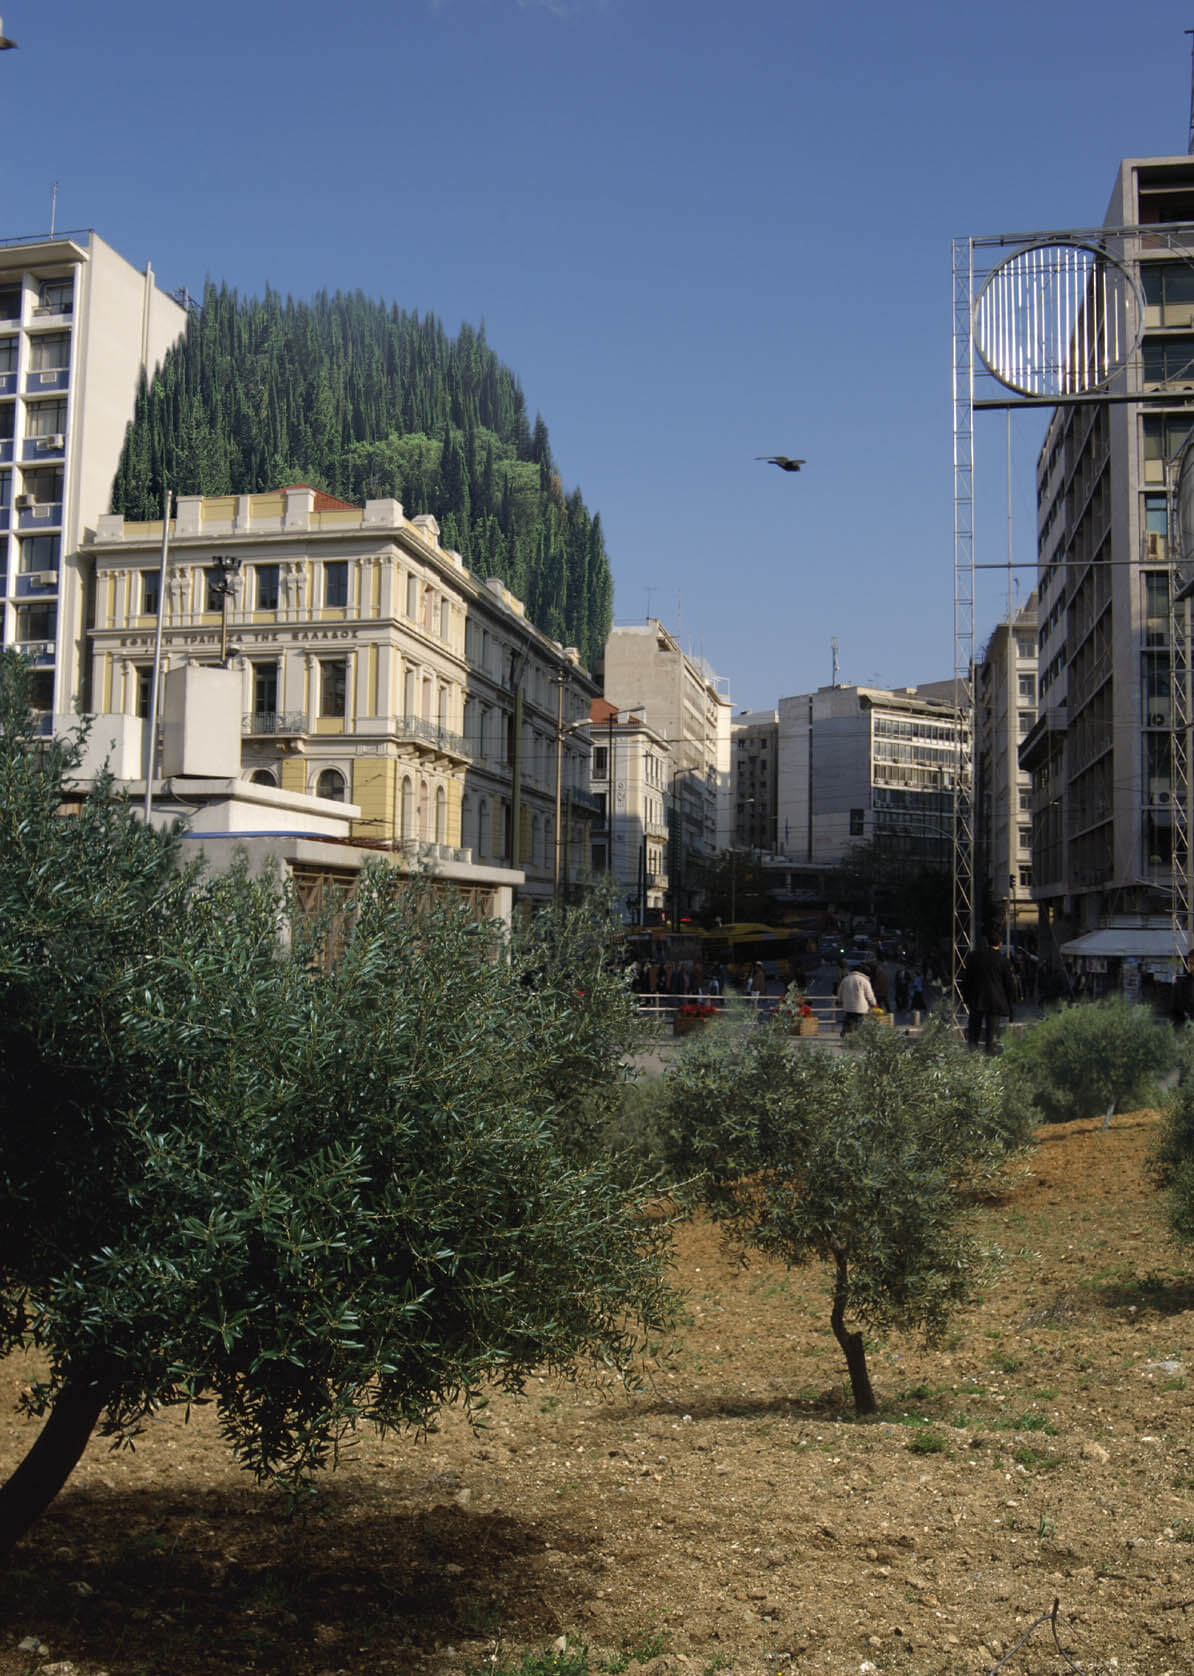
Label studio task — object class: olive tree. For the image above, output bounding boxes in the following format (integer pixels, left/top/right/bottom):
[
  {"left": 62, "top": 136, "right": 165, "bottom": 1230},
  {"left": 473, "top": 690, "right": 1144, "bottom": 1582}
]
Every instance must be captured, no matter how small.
[
  {"left": 0, "top": 654, "right": 676, "bottom": 1557},
  {"left": 1004, "top": 996, "right": 1175, "bottom": 1127},
  {"left": 662, "top": 1018, "right": 1032, "bottom": 1414}
]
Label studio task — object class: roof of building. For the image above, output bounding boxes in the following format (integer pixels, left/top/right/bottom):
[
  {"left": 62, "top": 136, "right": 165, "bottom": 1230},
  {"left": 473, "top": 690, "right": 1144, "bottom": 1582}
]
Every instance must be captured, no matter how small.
[{"left": 280, "top": 484, "right": 359, "bottom": 512}]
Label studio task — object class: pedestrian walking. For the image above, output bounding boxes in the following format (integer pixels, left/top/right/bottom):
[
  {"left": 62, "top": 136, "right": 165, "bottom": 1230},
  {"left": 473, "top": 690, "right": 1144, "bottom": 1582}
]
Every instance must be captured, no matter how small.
[
  {"left": 962, "top": 935, "right": 1017, "bottom": 1054},
  {"left": 837, "top": 965, "right": 877, "bottom": 1036}
]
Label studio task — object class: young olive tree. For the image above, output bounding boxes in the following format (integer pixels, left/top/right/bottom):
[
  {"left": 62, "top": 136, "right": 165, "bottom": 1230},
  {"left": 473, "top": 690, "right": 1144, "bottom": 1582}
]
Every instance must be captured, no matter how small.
[
  {"left": 0, "top": 654, "right": 676, "bottom": 1557},
  {"left": 662, "top": 1018, "right": 1032, "bottom": 1414},
  {"left": 1003, "top": 996, "right": 1175, "bottom": 1127}
]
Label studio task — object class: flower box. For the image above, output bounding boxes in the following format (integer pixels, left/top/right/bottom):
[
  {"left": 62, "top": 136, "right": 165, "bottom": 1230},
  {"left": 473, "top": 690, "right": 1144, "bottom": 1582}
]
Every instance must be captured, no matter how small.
[
  {"left": 673, "top": 1006, "right": 719, "bottom": 1037},
  {"left": 792, "top": 1016, "right": 819, "bottom": 1037}
]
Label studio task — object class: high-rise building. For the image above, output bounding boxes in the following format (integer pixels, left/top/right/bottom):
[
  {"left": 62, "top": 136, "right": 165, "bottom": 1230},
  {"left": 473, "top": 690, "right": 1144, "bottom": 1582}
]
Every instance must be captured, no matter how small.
[
  {"left": 598, "top": 621, "right": 732, "bottom": 925},
  {"left": 731, "top": 709, "right": 779, "bottom": 854},
  {"left": 587, "top": 699, "right": 671, "bottom": 922},
  {"left": 1023, "top": 156, "right": 1194, "bottom": 959},
  {"left": 776, "top": 682, "right": 963, "bottom": 871},
  {"left": 0, "top": 232, "right": 187, "bottom": 718},
  {"left": 976, "top": 597, "right": 1038, "bottom": 944}
]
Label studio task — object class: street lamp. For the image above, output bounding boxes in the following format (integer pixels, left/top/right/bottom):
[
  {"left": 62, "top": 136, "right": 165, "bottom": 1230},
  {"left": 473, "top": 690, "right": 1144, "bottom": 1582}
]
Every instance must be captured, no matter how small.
[{"left": 208, "top": 555, "right": 242, "bottom": 665}]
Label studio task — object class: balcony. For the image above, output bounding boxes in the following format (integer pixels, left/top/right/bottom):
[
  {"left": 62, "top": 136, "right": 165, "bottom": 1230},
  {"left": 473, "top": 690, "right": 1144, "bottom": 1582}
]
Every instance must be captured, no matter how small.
[
  {"left": 16, "top": 501, "right": 62, "bottom": 529},
  {"left": 243, "top": 710, "right": 305, "bottom": 737},
  {"left": 22, "top": 435, "right": 64, "bottom": 463},
  {"left": 24, "top": 368, "right": 68, "bottom": 395},
  {"left": 16, "top": 640, "right": 56, "bottom": 664},
  {"left": 394, "top": 713, "right": 471, "bottom": 760}
]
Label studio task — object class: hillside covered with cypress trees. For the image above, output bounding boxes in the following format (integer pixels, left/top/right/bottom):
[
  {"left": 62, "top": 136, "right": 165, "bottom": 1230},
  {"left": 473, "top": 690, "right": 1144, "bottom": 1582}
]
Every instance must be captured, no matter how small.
[{"left": 111, "top": 284, "right": 613, "bottom": 668}]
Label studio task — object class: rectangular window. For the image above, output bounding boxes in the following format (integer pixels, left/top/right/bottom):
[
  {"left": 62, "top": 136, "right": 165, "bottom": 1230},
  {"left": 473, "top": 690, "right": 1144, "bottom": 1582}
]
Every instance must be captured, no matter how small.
[
  {"left": 324, "top": 561, "right": 348, "bottom": 608},
  {"left": 22, "top": 467, "right": 63, "bottom": 505},
  {"left": 406, "top": 574, "right": 417, "bottom": 618},
  {"left": 1018, "top": 825, "right": 1032, "bottom": 848},
  {"left": 18, "top": 534, "right": 58, "bottom": 572},
  {"left": 1142, "top": 337, "right": 1194, "bottom": 385},
  {"left": 0, "top": 470, "right": 9, "bottom": 508},
  {"left": 24, "top": 400, "right": 67, "bottom": 438},
  {"left": 205, "top": 568, "right": 224, "bottom": 612},
  {"left": 142, "top": 570, "right": 159, "bottom": 615},
  {"left": 0, "top": 285, "right": 21, "bottom": 321},
  {"left": 592, "top": 745, "right": 609, "bottom": 779},
  {"left": 319, "top": 657, "right": 347, "bottom": 718},
  {"left": 0, "top": 336, "right": 16, "bottom": 372},
  {"left": 252, "top": 662, "right": 278, "bottom": 716},
  {"left": 134, "top": 665, "right": 152, "bottom": 719},
  {"left": 849, "top": 808, "right": 865, "bottom": 837},
  {"left": 255, "top": 564, "right": 279, "bottom": 610},
  {"left": 29, "top": 333, "right": 70, "bottom": 372},
  {"left": 16, "top": 604, "right": 55, "bottom": 641},
  {"left": 36, "top": 280, "right": 72, "bottom": 313},
  {"left": 1018, "top": 674, "right": 1036, "bottom": 701}
]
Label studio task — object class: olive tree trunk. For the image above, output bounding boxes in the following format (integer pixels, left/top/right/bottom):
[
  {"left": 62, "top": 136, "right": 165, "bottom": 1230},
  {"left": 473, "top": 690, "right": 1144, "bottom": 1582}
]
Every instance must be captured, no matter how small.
[
  {"left": 0, "top": 1380, "right": 108, "bottom": 1562},
  {"left": 830, "top": 1252, "right": 876, "bottom": 1415}
]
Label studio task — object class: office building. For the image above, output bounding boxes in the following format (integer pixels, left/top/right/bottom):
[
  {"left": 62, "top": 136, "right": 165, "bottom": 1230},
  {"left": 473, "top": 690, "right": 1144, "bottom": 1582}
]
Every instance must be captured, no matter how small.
[
  {"left": 1022, "top": 155, "right": 1194, "bottom": 963},
  {"left": 598, "top": 621, "right": 732, "bottom": 924},
  {"left": 0, "top": 232, "right": 187, "bottom": 716},
  {"left": 731, "top": 709, "right": 779, "bottom": 854},
  {"left": 777, "top": 682, "right": 964, "bottom": 870},
  {"left": 976, "top": 598, "right": 1038, "bottom": 944},
  {"left": 587, "top": 699, "right": 671, "bottom": 922}
]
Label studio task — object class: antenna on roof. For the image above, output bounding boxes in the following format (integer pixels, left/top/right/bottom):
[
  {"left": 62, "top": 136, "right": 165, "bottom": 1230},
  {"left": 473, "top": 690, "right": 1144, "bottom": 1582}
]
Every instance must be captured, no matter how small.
[
  {"left": 831, "top": 636, "right": 839, "bottom": 687},
  {"left": 1187, "top": 29, "right": 1194, "bottom": 153},
  {"left": 49, "top": 181, "right": 58, "bottom": 238}
]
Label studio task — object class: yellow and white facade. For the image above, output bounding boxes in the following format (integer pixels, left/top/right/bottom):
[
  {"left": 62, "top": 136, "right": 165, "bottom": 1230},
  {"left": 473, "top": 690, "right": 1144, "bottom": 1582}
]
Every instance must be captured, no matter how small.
[{"left": 84, "top": 487, "right": 599, "bottom": 908}]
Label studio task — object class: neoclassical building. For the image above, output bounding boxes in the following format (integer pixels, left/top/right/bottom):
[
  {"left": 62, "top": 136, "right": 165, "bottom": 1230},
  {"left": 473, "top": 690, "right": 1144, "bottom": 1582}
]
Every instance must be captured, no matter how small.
[{"left": 83, "top": 487, "right": 599, "bottom": 908}]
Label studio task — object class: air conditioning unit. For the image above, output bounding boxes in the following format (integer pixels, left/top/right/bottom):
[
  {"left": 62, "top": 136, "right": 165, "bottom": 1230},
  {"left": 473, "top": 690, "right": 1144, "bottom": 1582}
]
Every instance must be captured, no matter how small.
[
  {"left": 13, "top": 493, "right": 32, "bottom": 510},
  {"left": 39, "top": 434, "right": 63, "bottom": 451},
  {"left": 1158, "top": 790, "right": 1172, "bottom": 804},
  {"left": 31, "top": 570, "right": 58, "bottom": 586},
  {"left": 36, "top": 641, "right": 55, "bottom": 656}
]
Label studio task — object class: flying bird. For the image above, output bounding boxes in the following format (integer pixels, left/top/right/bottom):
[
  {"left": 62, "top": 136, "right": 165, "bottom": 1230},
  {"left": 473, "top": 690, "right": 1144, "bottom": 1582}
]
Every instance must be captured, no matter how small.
[{"left": 757, "top": 455, "right": 805, "bottom": 472}]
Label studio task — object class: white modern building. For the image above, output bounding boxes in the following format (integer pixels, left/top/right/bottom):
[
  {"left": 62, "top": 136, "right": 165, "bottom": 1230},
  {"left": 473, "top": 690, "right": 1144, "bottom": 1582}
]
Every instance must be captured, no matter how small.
[
  {"left": 0, "top": 232, "right": 187, "bottom": 718},
  {"left": 777, "top": 682, "right": 964, "bottom": 870}
]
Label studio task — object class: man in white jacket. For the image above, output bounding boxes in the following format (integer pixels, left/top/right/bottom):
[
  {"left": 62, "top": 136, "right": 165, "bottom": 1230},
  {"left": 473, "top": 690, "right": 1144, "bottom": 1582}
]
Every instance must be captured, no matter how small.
[{"left": 837, "top": 966, "right": 877, "bottom": 1036}]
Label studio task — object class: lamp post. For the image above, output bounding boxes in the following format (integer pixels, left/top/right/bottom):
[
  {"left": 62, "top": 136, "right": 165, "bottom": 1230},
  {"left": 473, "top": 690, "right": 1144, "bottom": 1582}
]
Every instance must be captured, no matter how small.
[{"left": 209, "top": 555, "right": 242, "bottom": 664}]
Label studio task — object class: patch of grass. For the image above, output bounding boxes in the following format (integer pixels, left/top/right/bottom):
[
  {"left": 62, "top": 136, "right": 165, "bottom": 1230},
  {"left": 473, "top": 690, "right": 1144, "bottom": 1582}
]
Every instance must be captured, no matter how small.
[
  {"left": 986, "top": 1412, "right": 1058, "bottom": 1435},
  {"left": 480, "top": 1646, "right": 593, "bottom": 1676},
  {"left": 990, "top": 1352, "right": 1022, "bottom": 1373},
  {"left": 1013, "top": 1444, "right": 1063, "bottom": 1473},
  {"left": 906, "top": 1429, "right": 948, "bottom": 1456}
]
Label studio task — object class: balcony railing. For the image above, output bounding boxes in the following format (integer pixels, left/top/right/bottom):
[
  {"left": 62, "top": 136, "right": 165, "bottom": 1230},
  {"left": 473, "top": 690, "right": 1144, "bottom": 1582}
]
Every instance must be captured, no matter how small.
[
  {"left": 395, "top": 713, "right": 470, "bottom": 757},
  {"left": 243, "top": 710, "right": 305, "bottom": 736}
]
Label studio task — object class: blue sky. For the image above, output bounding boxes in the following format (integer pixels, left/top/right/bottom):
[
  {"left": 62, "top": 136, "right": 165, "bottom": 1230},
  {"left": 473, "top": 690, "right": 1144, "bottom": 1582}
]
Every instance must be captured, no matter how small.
[{"left": 4, "top": 0, "right": 1193, "bottom": 710}]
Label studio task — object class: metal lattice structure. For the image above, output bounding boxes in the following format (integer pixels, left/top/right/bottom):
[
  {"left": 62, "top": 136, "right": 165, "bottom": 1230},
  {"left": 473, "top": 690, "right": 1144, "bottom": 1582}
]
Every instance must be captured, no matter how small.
[{"left": 951, "top": 222, "right": 1188, "bottom": 1002}]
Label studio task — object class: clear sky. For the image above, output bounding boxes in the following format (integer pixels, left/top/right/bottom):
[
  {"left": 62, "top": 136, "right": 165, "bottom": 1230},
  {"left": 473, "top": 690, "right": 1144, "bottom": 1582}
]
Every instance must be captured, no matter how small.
[{"left": 3, "top": 0, "right": 1193, "bottom": 711}]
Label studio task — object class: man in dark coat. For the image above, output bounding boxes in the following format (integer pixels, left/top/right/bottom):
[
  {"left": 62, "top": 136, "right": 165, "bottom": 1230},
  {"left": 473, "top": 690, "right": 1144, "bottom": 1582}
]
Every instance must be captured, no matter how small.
[{"left": 962, "top": 935, "right": 1017, "bottom": 1054}]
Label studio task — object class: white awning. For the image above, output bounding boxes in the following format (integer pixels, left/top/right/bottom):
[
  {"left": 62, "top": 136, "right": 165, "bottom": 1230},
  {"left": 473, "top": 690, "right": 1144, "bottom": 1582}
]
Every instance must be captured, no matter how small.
[{"left": 1059, "top": 926, "right": 1191, "bottom": 959}]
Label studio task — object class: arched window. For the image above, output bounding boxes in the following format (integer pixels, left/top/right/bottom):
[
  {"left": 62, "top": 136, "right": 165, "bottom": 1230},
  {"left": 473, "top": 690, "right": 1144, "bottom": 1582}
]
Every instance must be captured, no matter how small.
[
  {"left": 249, "top": 768, "right": 277, "bottom": 787},
  {"left": 435, "top": 785, "right": 447, "bottom": 844},
  {"left": 401, "top": 775, "right": 414, "bottom": 839},
  {"left": 417, "top": 779, "right": 430, "bottom": 840},
  {"left": 478, "top": 798, "right": 490, "bottom": 859},
  {"left": 316, "top": 767, "right": 346, "bottom": 803}
]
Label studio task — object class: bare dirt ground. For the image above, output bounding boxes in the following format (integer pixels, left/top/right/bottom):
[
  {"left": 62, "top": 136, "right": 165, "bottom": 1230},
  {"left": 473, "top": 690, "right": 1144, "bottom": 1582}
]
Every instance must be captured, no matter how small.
[{"left": 3, "top": 1113, "right": 1194, "bottom": 1676}]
